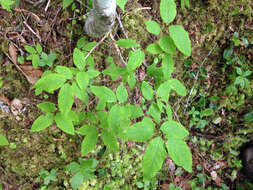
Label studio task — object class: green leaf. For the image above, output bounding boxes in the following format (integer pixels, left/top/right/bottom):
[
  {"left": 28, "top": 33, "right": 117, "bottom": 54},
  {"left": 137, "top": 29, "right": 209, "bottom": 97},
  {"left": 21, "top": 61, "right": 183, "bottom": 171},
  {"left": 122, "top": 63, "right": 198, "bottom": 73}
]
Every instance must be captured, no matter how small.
[
  {"left": 55, "top": 66, "right": 73, "bottom": 80},
  {"left": 82, "top": 42, "right": 97, "bottom": 51},
  {"left": 202, "top": 109, "right": 213, "bottom": 117},
  {"left": 0, "top": 0, "right": 14, "bottom": 11},
  {"left": 124, "top": 104, "right": 144, "bottom": 119},
  {"left": 36, "top": 43, "right": 42, "bottom": 54},
  {"left": 162, "top": 54, "right": 174, "bottom": 80},
  {"left": 0, "top": 134, "right": 9, "bottom": 146},
  {"left": 32, "top": 54, "right": 40, "bottom": 68},
  {"left": 167, "top": 79, "right": 187, "bottom": 96},
  {"left": 37, "top": 102, "right": 56, "bottom": 113},
  {"left": 116, "top": 83, "right": 128, "bottom": 103},
  {"left": 33, "top": 73, "right": 66, "bottom": 94},
  {"left": 81, "top": 126, "right": 98, "bottom": 156},
  {"left": 160, "top": 0, "right": 177, "bottom": 24},
  {"left": 103, "top": 63, "right": 126, "bottom": 81},
  {"left": 116, "top": 0, "right": 127, "bottom": 12},
  {"left": 108, "top": 104, "right": 130, "bottom": 136},
  {"left": 146, "top": 44, "right": 163, "bottom": 54},
  {"left": 73, "top": 48, "right": 85, "bottom": 70},
  {"left": 86, "top": 69, "right": 100, "bottom": 79},
  {"left": 127, "top": 49, "right": 145, "bottom": 72},
  {"left": 141, "top": 81, "right": 153, "bottom": 100},
  {"left": 142, "top": 137, "right": 166, "bottom": 181},
  {"left": 145, "top": 20, "right": 161, "bottom": 35},
  {"left": 160, "top": 121, "right": 189, "bottom": 139},
  {"left": 24, "top": 45, "right": 36, "bottom": 54},
  {"left": 62, "top": 0, "right": 73, "bottom": 9},
  {"left": 72, "top": 82, "right": 88, "bottom": 103},
  {"left": 104, "top": 185, "right": 113, "bottom": 190},
  {"left": 148, "top": 103, "right": 161, "bottom": 124},
  {"left": 124, "top": 117, "right": 154, "bottom": 142},
  {"left": 159, "top": 35, "right": 177, "bottom": 54},
  {"left": 55, "top": 112, "right": 75, "bottom": 135},
  {"left": 90, "top": 86, "right": 116, "bottom": 103},
  {"left": 127, "top": 73, "right": 136, "bottom": 90},
  {"left": 58, "top": 83, "right": 73, "bottom": 114},
  {"left": 116, "top": 39, "right": 140, "bottom": 49},
  {"left": 244, "top": 112, "right": 253, "bottom": 122},
  {"left": 76, "top": 71, "right": 89, "bottom": 90},
  {"left": 31, "top": 113, "right": 54, "bottom": 132},
  {"left": 101, "top": 129, "right": 119, "bottom": 151},
  {"left": 166, "top": 139, "right": 192, "bottom": 172},
  {"left": 169, "top": 25, "right": 191, "bottom": 57},
  {"left": 77, "top": 125, "right": 93, "bottom": 136},
  {"left": 71, "top": 172, "right": 83, "bottom": 190}
]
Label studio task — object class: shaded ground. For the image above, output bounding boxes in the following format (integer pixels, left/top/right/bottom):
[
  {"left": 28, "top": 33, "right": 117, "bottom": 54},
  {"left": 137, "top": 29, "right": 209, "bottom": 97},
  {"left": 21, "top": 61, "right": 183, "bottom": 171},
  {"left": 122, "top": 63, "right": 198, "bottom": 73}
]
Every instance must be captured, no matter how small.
[{"left": 0, "top": 0, "right": 253, "bottom": 189}]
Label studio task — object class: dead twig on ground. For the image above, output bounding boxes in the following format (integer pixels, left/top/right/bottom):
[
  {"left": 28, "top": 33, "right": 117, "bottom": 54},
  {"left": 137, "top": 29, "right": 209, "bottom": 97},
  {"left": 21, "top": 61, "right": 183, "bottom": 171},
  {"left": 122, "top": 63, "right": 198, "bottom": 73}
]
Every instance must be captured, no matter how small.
[
  {"left": 23, "top": 21, "right": 41, "bottom": 42},
  {"left": 184, "top": 44, "right": 217, "bottom": 112},
  {"left": 110, "top": 32, "right": 127, "bottom": 66}
]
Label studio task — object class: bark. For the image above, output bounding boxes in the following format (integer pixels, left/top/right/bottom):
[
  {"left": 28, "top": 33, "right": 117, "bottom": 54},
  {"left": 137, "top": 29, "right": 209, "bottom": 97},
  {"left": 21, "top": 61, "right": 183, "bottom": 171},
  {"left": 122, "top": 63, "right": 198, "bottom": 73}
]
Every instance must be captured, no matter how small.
[{"left": 84, "top": 0, "right": 116, "bottom": 38}]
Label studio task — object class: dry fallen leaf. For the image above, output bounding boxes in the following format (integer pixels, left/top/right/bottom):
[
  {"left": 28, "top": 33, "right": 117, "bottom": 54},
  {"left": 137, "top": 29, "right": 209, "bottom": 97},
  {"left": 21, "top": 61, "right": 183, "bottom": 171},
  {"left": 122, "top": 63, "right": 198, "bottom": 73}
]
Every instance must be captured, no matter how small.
[
  {"left": 210, "top": 171, "right": 222, "bottom": 187},
  {"left": 9, "top": 43, "right": 17, "bottom": 64},
  {"left": 19, "top": 65, "right": 43, "bottom": 84}
]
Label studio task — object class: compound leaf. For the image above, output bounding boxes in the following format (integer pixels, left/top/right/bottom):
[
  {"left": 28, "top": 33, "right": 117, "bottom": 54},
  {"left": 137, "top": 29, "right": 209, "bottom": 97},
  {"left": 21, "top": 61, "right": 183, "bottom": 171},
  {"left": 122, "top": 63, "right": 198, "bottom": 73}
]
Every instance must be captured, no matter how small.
[
  {"left": 55, "top": 112, "right": 75, "bottom": 135},
  {"left": 166, "top": 139, "right": 192, "bottom": 172},
  {"left": 157, "top": 81, "right": 171, "bottom": 102},
  {"left": 76, "top": 71, "right": 89, "bottom": 90},
  {"left": 146, "top": 43, "right": 163, "bottom": 54},
  {"left": 141, "top": 81, "right": 153, "bottom": 100},
  {"left": 116, "top": 39, "right": 139, "bottom": 49},
  {"left": 145, "top": 20, "right": 161, "bottom": 35},
  {"left": 167, "top": 79, "right": 187, "bottom": 96},
  {"left": 142, "top": 137, "right": 166, "bottom": 181},
  {"left": 81, "top": 126, "right": 98, "bottom": 156},
  {"left": 31, "top": 113, "right": 54, "bottom": 132},
  {"left": 125, "top": 117, "right": 154, "bottom": 142},
  {"left": 160, "top": 121, "right": 189, "bottom": 139},
  {"left": 37, "top": 102, "right": 56, "bottom": 113},
  {"left": 73, "top": 48, "right": 85, "bottom": 70},
  {"left": 116, "top": 83, "right": 128, "bottom": 103},
  {"left": 169, "top": 25, "right": 191, "bottom": 57},
  {"left": 90, "top": 86, "right": 116, "bottom": 103},
  {"left": 58, "top": 83, "right": 73, "bottom": 114},
  {"left": 101, "top": 129, "right": 119, "bottom": 151},
  {"left": 160, "top": 0, "right": 177, "bottom": 24},
  {"left": 33, "top": 73, "right": 66, "bottom": 94},
  {"left": 162, "top": 53, "right": 174, "bottom": 80},
  {"left": 159, "top": 35, "right": 177, "bottom": 54},
  {"left": 127, "top": 49, "right": 145, "bottom": 72}
]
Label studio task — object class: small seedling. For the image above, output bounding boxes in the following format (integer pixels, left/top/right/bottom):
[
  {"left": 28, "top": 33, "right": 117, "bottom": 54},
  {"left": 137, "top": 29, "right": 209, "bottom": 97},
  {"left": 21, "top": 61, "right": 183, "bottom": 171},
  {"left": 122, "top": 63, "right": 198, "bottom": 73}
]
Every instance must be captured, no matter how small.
[
  {"left": 24, "top": 43, "right": 57, "bottom": 68},
  {"left": 66, "top": 158, "right": 98, "bottom": 190},
  {"left": 36, "top": 168, "right": 58, "bottom": 186}
]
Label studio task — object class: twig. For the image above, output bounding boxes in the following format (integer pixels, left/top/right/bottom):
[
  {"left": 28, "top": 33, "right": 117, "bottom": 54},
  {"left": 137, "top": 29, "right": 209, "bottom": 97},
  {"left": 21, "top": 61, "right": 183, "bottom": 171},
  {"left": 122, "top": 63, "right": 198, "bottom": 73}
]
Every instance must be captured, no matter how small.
[
  {"left": 44, "top": 7, "right": 61, "bottom": 42},
  {"left": 184, "top": 44, "right": 217, "bottom": 112},
  {"left": 84, "top": 33, "right": 109, "bottom": 63},
  {"left": 23, "top": 21, "right": 41, "bottom": 42},
  {"left": 45, "top": 0, "right": 51, "bottom": 12},
  {"left": 117, "top": 15, "right": 129, "bottom": 39},
  {"left": 110, "top": 33, "right": 127, "bottom": 66},
  {"left": 34, "top": 0, "right": 46, "bottom": 6},
  {"left": 3, "top": 51, "right": 30, "bottom": 82},
  {"left": 133, "top": 7, "right": 151, "bottom": 12}
]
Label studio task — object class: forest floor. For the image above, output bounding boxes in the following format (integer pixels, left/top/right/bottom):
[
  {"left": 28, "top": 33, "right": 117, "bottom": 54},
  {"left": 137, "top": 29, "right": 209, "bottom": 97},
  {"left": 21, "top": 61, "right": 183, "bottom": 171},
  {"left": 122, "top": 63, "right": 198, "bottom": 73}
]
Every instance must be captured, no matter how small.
[{"left": 0, "top": 0, "right": 253, "bottom": 189}]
